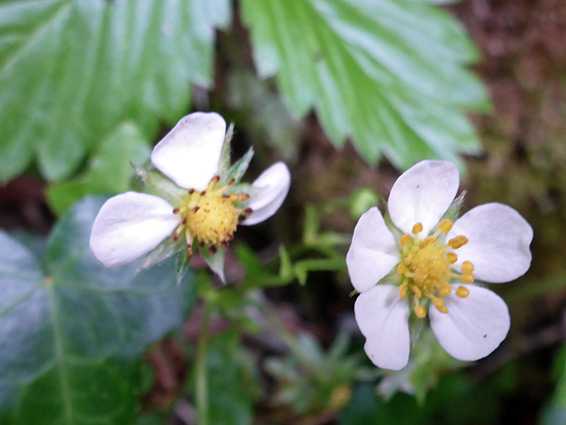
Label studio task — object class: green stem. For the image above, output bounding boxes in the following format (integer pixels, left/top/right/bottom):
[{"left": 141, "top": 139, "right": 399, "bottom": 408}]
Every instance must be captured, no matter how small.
[{"left": 196, "top": 302, "right": 211, "bottom": 425}]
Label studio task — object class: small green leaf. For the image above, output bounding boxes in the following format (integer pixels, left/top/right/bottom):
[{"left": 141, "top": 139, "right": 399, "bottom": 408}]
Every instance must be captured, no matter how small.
[
  {"left": 47, "top": 122, "right": 150, "bottom": 216},
  {"left": 0, "top": 197, "right": 195, "bottom": 425},
  {"left": 199, "top": 332, "right": 258, "bottom": 425}
]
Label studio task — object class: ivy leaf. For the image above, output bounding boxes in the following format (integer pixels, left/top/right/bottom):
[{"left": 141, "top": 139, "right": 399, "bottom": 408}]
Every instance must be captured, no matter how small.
[
  {"left": 0, "top": 0, "right": 230, "bottom": 182},
  {"left": 241, "top": 0, "right": 488, "bottom": 169},
  {"left": 46, "top": 122, "right": 150, "bottom": 216},
  {"left": 0, "top": 197, "right": 195, "bottom": 425}
]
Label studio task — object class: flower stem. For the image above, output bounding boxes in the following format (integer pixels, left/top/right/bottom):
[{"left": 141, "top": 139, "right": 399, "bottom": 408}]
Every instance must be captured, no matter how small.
[{"left": 196, "top": 302, "right": 211, "bottom": 425}]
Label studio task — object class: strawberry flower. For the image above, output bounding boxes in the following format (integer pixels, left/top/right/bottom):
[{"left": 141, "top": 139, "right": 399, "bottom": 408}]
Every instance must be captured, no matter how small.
[
  {"left": 90, "top": 112, "right": 290, "bottom": 277},
  {"left": 346, "top": 160, "right": 532, "bottom": 370}
]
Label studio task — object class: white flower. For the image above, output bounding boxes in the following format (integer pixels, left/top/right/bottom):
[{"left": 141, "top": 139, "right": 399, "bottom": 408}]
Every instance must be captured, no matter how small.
[
  {"left": 346, "top": 160, "right": 533, "bottom": 370},
  {"left": 90, "top": 112, "right": 290, "bottom": 269}
]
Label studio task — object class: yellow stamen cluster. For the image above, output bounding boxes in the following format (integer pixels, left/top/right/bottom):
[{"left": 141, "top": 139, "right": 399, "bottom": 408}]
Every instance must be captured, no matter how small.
[
  {"left": 397, "top": 219, "right": 474, "bottom": 319},
  {"left": 172, "top": 176, "right": 251, "bottom": 258}
]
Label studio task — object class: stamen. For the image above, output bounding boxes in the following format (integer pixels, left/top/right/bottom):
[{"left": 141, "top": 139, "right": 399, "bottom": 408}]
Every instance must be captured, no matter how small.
[
  {"left": 456, "top": 286, "right": 470, "bottom": 298},
  {"left": 240, "top": 193, "right": 250, "bottom": 201},
  {"left": 438, "top": 219, "right": 453, "bottom": 233},
  {"left": 412, "top": 286, "right": 422, "bottom": 298},
  {"left": 400, "top": 234, "right": 412, "bottom": 247},
  {"left": 412, "top": 223, "right": 423, "bottom": 235},
  {"left": 404, "top": 253, "right": 413, "bottom": 266},
  {"left": 188, "top": 189, "right": 195, "bottom": 195},
  {"left": 419, "top": 236, "right": 436, "bottom": 249},
  {"left": 432, "top": 297, "right": 448, "bottom": 314},
  {"left": 244, "top": 207, "right": 253, "bottom": 216},
  {"left": 462, "top": 261, "right": 474, "bottom": 274},
  {"left": 438, "top": 285, "right": 452, "bottom": 297},
  {"left": 209, "top": 245, "right": 218, "bottom": 254},
  {"left": 187, "top": 248, "right": 193, "bottom": 259},
  {"left": 461, "top": 273, "right": 474, "bottom": 284},
  {"left": 228, "top": 178, "right": 235, "bottom": 186},
  {"left": 447, "top": 252, "right": 458, "bottom": 264},
  {"left": 399, "top": 283, "right": 408, "bottom": 299},
  {"left": 448, "top": 236, "right": 468, "bottom": 249},
  {"left": 210, "top": 175, "right": 220, "bottom": 184},
  {"left": 173, "top": 208, "right": 180, "bottom": 214},
  {"left": 172, "top": 232, "right": 180, "bottom": 242},
  {"left": 414, "top": 305, "right": 427, "bottom": 319},
  {"left": 200, "top": 191, "right": 206, "bottom": 196},
  {"left": 397, "top": 264, "right": 405, "bottom": 276}
]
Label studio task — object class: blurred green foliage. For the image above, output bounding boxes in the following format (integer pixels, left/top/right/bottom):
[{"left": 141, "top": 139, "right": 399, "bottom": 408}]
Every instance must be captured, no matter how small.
[
  {"left": 0, "top": 0, "right": 486, "bottom": 187},
  {"left": 0, "top": 0, "right": 230, "bottom": 182}
]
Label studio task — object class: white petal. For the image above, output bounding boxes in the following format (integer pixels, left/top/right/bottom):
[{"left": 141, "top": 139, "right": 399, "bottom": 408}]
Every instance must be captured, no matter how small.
[
  {"left": 90, "top": 192, "right": 180, "bottom": 268},
  {"left": 388, "top": 160, "right": 460, "bottom": 235},
  {"left": 151, "top": 112, "right": 226, "bottom": 190},
  {"left": 346, "top": 207, "right": 400, "bottom": 293},
  {"left": 354, "top": 285, "right": 410, "bottom": 370},
  {"left": 430, "top": 285, "right": 510, "bottom": 361},
  {"left": 448, "top": 203, "right": 533, "bottom": 283},
  {"left": 241, "top": 162, "right": 291, "bottom": 226}
]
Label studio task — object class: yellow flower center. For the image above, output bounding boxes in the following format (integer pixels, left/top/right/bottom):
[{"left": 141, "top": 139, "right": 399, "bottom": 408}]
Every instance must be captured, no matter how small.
[
  {"left": 171, "top": 176, "right": 251, "bottom": 257},
  {"left": 397, "top": 219, "right": 474, "bottom": 318}
]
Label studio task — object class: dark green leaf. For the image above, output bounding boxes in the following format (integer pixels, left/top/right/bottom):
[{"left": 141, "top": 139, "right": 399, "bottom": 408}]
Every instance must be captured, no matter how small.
[
  {"left": 241, "top": 0, "right": 487, "bottom": 169},
  {"left": 0, "top": 197, "right": 195, "bottom": 425},
  {"left": 0, "top": 0, "right": 231, "bottom": 181}
]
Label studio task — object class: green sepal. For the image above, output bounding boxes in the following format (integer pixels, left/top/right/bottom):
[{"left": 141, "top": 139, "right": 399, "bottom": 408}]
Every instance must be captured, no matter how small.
[
  {"left": 137, "top": 166, "right": 187, "bottom": 206},
  {"left": 226, "top": 147, "right": 255, "bottom": 184}
]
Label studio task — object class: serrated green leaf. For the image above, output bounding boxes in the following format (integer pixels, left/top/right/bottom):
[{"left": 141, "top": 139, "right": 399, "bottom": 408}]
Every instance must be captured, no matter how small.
[
  {"left": 241, "top": 0, "right": 487, "bottom": 169},
  {"left": 0, "top": 197, "right": 195, "bottom": 425},
  {"left": 0, "top": 0, "right": 230, "bottom": 181},
  {"left": 47, "top": 122, "right": 150, "bottom": 216}
]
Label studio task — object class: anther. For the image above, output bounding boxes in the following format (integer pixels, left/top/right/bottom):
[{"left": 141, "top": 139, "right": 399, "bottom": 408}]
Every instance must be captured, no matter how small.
[
  {"left": 397, "top": 264, "right": 405, "bottom": 276},
  {"left": 209, "top": 245, "right": 218, "bottom": 254},
  {"left": 419, "top": 236, "right": 436, "bottom": 249},
  {"left": 238, "top": 214, "right": 246, "bottom": 222},
  {"left": 456, "top": 286, "right": 470, "bottom": 298},
  {"left": 181, "top": 217, "right": 187, "bottom": 225},
  {"left": 438, "top": 285, "right": 452, "bottom": 297},
  {"left": 447, "top": 252, "right": 458, "bottom": 264},
  {"left": 412, "top": 286, "right": 422, "bottom": 298},
  {"left": 228, "top": 178, "right": 235, "bottom": 186},
  {"left": 448, "top": 236, "right": 468, "bottom": 249},
  {"left": 400, "top": 234, "right": 412, "bottom": 247},
  {"left": 240, "top": 193, "right": 250, "bottom": 201},
  {"left": 187, "top": 248, "right": 193, "bottom": 259},
  {"left": 192, "top": 206, "right": 200, "bottom": 213},
  {"left": 438, "top": 219, "right": 453, "bottom": 233},
  {"left": 188, "top": 189, "right": 195, "bottom": 195},
  {"left": 432, "top": 297, "right": 448, "bottom": 314},
  {"left": 244, "top": 207, "right": 253, "bottom": 216},
  {"left": 399, "top": 284, "right": 408, "bottom": 299},
  {"left": 412, "top": 223, "right": 423, "bottom": 235},
  {"left": 172, "top": 232, "right": 180, "bottom": 242},
  {"left": 210, "top": 175, "right": 220, "bottom": 184},
  {"left": 220, "top": 240, "right": 229, "bottom": 248},
  {"left": 173, "top": 208, "right": 180, "bottom": 214},
  {"left": 414, "top": 305, "right": 427, "bottom": 319},
  {"left": 461, "top": 273, "right": 474, "bottom": 284},
  {"left": 200, "top": 191, "right": 206, "bottom": 196},
  {"left": 462, "top": 261, "right": 474, "bottom": 274}
]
